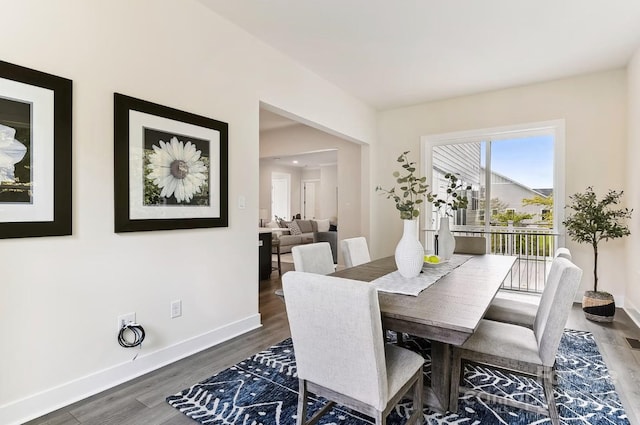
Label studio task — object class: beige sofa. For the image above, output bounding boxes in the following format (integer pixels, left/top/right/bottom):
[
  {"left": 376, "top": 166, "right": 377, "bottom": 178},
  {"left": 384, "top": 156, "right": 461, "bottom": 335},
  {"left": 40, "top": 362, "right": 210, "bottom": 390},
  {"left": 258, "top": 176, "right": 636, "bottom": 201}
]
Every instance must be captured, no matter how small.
[
  {"left": 277, "top": 219, "right": 319, "bottom": 252},
  {"left": 275, "top": 219, "right": 337, "bottom": 262}
]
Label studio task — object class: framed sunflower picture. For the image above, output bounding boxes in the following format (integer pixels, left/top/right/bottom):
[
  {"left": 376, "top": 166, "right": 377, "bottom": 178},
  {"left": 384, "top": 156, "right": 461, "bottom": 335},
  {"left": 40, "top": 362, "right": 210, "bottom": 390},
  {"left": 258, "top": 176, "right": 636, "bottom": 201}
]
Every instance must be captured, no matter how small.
[
  {"left": 113, "top": 93, "right": 228, "bottom": 232},
  {"left": 0, "top": 60, "right": 72, "bottom": 239}
]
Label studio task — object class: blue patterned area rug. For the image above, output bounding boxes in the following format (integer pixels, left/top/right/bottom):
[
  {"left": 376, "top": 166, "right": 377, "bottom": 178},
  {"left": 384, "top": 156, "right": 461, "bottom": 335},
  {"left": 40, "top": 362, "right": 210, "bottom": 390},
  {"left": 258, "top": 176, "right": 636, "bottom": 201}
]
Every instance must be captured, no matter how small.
[{"left": 166, "top": 330, "right": 629, "bottom": 424}]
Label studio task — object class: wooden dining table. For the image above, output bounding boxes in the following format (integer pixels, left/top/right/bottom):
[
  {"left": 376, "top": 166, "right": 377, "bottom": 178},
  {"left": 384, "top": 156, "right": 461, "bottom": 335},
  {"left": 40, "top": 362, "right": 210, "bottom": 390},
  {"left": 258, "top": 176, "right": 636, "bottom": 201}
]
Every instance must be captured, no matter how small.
[{"left": 330, "top": 254, "right": 517, "bottom": 412}]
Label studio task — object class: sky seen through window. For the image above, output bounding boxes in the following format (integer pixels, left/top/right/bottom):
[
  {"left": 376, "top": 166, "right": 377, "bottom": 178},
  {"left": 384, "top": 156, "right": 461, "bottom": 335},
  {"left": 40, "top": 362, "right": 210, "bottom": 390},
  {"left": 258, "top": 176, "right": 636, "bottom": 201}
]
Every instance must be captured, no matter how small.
[{"left": 480, "top": 135, "right": 554, "bottom": 190}]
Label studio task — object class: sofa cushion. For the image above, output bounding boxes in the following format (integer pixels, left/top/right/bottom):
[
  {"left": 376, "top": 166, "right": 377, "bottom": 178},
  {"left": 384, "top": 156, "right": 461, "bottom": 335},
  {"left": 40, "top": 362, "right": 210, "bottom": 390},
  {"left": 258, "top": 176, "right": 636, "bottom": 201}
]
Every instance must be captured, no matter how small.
[
  {"left": 278, "top": 219, "right": 291, "bottom": 229},
  {"left": 296, "top": 220, "right": 313, "bottom": 233},
  {"left": 314, "top": 218, "right": 330, "bottom": 232},
  {"left": 287, "top": 221, "right": 302, "bottom": 235},
  {"left": 279, "top": 235, "right": 304, "bottom": 246},
  {"left": 279, "top": 233, "right": 314, "bottom": 254}
]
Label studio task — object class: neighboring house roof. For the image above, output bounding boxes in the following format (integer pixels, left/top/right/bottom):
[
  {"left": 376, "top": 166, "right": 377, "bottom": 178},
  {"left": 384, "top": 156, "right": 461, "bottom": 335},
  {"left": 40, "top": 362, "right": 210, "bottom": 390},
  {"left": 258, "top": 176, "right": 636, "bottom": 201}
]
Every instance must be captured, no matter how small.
[
  {"left": 481, "top": 167, "right": 550, "bottom": 198},
  {"left": 534, "top": 188, "right": 553, "bottom": 197}
]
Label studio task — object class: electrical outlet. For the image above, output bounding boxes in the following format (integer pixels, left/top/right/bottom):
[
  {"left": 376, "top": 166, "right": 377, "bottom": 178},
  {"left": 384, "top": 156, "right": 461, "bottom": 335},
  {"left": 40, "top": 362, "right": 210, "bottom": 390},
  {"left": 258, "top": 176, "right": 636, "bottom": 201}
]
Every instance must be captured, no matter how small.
[
  {"left": 117, "top": 312, "right": 136, "bottom": 331},
  {"left": 171, "top": 300, "right": 182, "bottom": 318}
]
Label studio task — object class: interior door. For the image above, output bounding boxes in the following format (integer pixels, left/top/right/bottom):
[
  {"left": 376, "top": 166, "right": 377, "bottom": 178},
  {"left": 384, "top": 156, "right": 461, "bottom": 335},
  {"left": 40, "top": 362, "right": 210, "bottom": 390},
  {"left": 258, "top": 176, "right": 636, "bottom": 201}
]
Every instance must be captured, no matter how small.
[
  {"left": 271, "top": 172, "right": 290, "bottom": 220},
  {"left": 302, "top": 181, "right": 316, "bottom": 219}
]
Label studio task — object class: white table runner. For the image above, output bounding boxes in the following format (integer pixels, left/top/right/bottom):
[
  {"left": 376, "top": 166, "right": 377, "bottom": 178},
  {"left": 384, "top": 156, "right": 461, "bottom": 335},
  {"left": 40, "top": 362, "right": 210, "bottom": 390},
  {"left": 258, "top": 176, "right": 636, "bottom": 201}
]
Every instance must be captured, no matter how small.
[{"left": 372, "top": 254, "right": 472, "bottom": 296}]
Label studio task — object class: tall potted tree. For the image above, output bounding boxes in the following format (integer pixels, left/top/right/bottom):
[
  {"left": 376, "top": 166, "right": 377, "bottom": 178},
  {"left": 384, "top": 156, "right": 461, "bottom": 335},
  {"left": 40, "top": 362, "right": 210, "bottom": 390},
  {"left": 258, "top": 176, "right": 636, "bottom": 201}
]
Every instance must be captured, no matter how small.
[
  {"left": 563, "top": 187, "right": 632, "bottom": 322},
  {"left": 376, "top": 151, "right": 429, "bottom": 278}
]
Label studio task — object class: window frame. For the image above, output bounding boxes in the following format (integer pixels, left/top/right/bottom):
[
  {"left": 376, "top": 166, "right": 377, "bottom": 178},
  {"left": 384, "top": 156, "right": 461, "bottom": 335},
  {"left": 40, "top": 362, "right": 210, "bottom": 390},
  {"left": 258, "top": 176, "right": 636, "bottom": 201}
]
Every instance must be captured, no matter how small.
[{"left": 420, "top": 119, "right": 566, "bottom": 246}]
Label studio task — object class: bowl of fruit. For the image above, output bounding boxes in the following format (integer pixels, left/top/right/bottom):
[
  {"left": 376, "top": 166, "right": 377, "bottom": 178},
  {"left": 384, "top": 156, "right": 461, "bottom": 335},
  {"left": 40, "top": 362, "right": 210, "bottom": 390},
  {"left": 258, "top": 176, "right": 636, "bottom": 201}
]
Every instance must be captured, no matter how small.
[{"left": 423, "top": 254, "right": 448, "bottom": 267}]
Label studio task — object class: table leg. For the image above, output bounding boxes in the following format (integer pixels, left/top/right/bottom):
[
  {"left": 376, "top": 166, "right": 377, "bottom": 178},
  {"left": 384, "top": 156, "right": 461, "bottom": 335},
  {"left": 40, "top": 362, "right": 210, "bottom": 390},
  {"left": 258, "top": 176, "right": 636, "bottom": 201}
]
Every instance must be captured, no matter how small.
[{"left": 424, "top": 340, "right": 452, "bottom": 413}]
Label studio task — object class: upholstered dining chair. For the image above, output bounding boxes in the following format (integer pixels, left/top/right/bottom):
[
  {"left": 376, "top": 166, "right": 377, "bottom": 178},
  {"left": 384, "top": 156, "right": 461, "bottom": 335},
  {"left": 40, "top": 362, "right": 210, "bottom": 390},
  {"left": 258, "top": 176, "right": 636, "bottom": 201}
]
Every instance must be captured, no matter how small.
[
  {"left": 291, "top": 242, "right": 336, "bottom": 275},
  {"left": 453, "top": 235, "right": 487, "bottom": 255},
  {"left": 484, "top": 248, "right": 573, "bottom": 328},
  {"left": 554, "top": 247, "right": 572, "bottom": 260},
  {"left": 275, "top": 242, "right": 336, "bottom": 300},
  {"left": 341, "top": 236, "right": 371, "bottom": 268},
  {"left": 338, "top": 236, "right": 402, "bottom": 342},
  {"left": 282, "top": 271, "right": 424, "bottom": 425},
  {"left": 449, "top": 257, "right": 582, "bottom": 425}
]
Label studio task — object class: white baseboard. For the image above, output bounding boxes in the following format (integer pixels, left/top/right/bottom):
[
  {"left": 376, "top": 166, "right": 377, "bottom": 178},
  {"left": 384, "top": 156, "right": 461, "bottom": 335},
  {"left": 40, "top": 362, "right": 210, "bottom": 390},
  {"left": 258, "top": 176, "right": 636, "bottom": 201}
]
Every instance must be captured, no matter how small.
[
  {"left": 624, "top": 299, "right": 640, "bottom": 329},
  {"left": 1, "top": 314, "right": 262, "bottom": 425}
]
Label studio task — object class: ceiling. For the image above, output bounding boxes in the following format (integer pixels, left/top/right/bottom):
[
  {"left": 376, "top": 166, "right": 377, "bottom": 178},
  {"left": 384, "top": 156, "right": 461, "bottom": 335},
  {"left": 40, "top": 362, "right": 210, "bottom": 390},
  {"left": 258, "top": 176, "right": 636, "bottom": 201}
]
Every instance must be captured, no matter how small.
[
  {"left": 199, "top": 0, "right": 640, "bottom": 110},
  {"left": 259, "top": 109, "right": 334, "bottom": 167},
  {"left": 261, "top": 149, "right": 338, "bottom": 169},
  {"left": 259, "top": 109, "right": 300, "bottom": 132}
]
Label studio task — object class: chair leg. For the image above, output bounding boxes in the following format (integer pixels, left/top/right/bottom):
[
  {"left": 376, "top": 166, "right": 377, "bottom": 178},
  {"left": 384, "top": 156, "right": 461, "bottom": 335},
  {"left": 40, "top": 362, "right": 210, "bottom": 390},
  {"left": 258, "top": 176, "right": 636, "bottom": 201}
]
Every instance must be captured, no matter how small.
[
  {"left": 411, "top": 368, "right": 424, "bottom": 425},
  {"left": 542, "top": 366, "right": 560, "bottom": 425},
  {"left": 298, "top": 380, "right": 335, "bottom": 425},
  {"left": 276, "top": 243, "right": 281, "bottom": 275},
  {"left": 272, "top": 241, "right": 282, "bottom": 276},
  {"left": 374, "top": 410, "right": 385, "bottom": 425},
  {"left": 297, "top": 378, "right": 308, "bottom": 425}
]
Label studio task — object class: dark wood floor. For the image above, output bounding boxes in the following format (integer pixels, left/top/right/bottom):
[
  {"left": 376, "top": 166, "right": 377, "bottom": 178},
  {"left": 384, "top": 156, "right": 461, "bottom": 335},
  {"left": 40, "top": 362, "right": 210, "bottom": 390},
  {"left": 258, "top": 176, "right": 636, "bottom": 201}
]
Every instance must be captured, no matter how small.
[{"left": 26, "top": 260, "right": 640, "bottom": 424}]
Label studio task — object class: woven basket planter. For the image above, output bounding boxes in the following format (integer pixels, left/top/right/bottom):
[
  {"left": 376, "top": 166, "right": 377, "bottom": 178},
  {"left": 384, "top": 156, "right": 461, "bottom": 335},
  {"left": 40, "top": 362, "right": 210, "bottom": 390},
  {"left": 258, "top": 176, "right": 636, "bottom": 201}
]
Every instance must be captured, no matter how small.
[{"left": 582, "top": 290, "right": 615, "bottom": 322}]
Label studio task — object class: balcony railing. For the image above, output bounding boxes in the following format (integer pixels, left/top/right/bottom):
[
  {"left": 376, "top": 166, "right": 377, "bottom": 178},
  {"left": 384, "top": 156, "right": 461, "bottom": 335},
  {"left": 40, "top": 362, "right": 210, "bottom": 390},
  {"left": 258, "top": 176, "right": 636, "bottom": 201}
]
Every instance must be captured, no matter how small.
[{"left": 425, "top": 226, "right": 560, "bottom": 293}]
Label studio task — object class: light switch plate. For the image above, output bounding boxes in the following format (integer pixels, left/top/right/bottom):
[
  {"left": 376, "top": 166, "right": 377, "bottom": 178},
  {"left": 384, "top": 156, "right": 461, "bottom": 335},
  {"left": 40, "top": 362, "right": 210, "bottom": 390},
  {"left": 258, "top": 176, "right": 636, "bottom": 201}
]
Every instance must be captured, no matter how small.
[{"left": 171, "top": 300, "right": 182, "bottom": 318}]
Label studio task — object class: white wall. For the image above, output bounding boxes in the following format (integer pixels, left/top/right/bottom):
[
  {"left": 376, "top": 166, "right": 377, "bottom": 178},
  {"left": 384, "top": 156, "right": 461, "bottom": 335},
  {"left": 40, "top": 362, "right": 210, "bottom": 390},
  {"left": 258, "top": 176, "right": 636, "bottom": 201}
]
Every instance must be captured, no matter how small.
[
  {"left": 0, "top": 2, "right": 375, "bottom": 423},
  {"left": 626, "top": 48, "right": 640, "bottom": 325},
  {"left": 374, "top": 69, "right": 628, "bottom": 303},
  {"left": 319, "top": 164, "right": 338, "bottom": 219},
  {"left": 302, "top": 169, "right": 321, "bottom": 181},
  {"left": 260, "top": 125, "right": 365, "bottom": 250}
]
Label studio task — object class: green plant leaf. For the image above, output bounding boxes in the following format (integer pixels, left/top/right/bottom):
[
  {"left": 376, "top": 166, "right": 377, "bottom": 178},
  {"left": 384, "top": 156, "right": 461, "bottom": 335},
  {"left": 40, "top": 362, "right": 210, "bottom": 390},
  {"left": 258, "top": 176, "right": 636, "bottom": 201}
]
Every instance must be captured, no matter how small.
[
  {"left": 563, "top": 186, "right": 633, "bottom": 292},
  {"left": 376, "top": 151, "right": 429, "bottom": 219}
]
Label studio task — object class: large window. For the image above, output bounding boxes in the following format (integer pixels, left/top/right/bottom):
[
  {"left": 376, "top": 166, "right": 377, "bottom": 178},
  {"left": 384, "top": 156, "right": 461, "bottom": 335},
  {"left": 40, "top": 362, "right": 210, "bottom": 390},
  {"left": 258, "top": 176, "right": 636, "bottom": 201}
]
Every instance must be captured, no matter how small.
[{"left": 421, "top": 120, "right": 565, "bottom": 248}]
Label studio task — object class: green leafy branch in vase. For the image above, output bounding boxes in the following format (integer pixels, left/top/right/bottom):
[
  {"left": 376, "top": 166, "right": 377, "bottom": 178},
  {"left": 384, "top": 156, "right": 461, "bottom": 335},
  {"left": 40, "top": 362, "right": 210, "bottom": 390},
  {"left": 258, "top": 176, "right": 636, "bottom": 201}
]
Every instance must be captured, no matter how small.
[
  {"left": 427, "top": 173, "right": 472, "bottom": 217},
  {"left": 376, "top": 151, "right": 429, "bottom": 220}
]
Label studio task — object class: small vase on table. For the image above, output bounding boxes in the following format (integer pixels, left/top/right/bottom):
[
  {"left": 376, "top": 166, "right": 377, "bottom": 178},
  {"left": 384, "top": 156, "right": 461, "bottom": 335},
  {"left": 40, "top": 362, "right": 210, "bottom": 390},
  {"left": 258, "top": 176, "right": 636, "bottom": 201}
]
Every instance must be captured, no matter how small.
[
  {"left": 437, "top": 216, "right": 455, "bottom": 261},
  {"left": 395, "top": 219, "right": 425, "bottom": 278}
]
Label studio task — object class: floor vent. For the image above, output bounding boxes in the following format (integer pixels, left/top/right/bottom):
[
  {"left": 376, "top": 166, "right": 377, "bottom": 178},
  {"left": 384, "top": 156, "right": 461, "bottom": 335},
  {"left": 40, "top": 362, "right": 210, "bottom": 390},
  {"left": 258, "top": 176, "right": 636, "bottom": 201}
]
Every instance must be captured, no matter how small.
[{"left": 625, "top": 337, "right": 640, "bottom": 350}]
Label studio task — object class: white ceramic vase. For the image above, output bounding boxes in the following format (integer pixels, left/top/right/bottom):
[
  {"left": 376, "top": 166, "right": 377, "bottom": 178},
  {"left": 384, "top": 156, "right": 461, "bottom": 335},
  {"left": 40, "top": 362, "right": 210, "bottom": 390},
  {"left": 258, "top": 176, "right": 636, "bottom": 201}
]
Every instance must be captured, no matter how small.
[
  {"left": 437, "top": 216, "right": 456, "bottom": 261},
  {"left": 395, "top": 219, "right": 424, "bottom": 278}
]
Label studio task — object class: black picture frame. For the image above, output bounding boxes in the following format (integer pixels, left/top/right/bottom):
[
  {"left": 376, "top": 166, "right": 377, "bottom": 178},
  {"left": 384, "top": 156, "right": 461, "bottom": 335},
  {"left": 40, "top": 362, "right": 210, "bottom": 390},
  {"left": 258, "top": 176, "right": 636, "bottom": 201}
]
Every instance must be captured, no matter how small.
[
  {"left": 0, "top": 60, "right": 72, "bottom": 239},
  {"left": 114, "top": 93, "right": 228, "bottom": 232}
]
